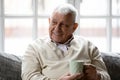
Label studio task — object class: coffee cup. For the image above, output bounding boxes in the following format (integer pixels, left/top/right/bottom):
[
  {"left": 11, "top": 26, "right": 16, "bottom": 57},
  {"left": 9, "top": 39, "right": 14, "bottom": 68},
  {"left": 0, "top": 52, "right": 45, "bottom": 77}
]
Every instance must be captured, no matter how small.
[{"left": 69, "top": 60, "right": 84, "bottom": 74}]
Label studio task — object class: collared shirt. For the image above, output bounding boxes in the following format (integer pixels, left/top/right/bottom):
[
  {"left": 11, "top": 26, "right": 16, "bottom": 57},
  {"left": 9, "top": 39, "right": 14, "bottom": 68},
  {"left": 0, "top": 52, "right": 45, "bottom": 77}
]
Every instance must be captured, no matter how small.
[{"left": 52, "top": 36, "right": 74, "bottom": 52}]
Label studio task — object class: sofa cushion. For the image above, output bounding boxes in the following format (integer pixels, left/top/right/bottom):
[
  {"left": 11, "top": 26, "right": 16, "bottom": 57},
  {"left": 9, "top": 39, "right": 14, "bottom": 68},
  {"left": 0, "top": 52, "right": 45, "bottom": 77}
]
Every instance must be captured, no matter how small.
[
  {"left": 0, "top": 52, "right": 22, "bottom": 80},
  {"left": 101, "top": 52, "right": 120, "bottom": 80}
]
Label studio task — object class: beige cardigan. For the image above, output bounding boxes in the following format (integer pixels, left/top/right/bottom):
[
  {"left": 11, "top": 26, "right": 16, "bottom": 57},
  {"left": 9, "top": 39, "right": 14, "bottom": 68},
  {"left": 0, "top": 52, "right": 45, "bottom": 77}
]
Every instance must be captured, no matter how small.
[{"left": 21, "top": 36, "right": 111, "bottom": 80}]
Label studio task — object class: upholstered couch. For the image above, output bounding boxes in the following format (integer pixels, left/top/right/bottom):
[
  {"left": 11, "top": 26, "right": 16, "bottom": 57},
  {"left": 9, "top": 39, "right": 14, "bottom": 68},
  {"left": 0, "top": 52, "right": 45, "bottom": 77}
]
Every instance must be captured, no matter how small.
[
  {"left": 0, "top": 52, "right": 120, "bottom": 80},
  {"left": 0, "top": 52, "right": 21, "bottom": 80}
]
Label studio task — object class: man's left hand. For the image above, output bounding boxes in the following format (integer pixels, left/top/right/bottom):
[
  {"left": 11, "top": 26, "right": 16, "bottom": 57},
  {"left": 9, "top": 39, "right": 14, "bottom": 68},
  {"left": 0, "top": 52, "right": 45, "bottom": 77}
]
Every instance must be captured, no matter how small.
[{"left": 83, "top": 64, "right": 101, "bottom": 80}]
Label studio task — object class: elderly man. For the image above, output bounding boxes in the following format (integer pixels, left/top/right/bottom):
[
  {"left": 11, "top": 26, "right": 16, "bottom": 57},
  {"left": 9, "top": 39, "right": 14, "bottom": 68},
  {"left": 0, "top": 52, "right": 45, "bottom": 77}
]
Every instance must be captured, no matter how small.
[{"left": 21, "top": 3, "right": 111, "bottom": 80}]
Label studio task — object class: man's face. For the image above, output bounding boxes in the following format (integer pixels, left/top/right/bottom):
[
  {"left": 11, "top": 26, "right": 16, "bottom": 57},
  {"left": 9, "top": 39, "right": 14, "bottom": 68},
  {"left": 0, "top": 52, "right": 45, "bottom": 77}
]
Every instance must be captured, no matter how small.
[{"left": 49, "top": 12, "right": 78, "bottom": 44}]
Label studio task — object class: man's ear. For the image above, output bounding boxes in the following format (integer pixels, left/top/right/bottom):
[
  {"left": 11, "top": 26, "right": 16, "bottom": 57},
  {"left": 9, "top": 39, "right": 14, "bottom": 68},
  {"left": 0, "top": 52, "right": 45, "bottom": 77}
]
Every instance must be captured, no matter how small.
[{"left": 73, "top": 23, "right": 78, "bottom": 31}]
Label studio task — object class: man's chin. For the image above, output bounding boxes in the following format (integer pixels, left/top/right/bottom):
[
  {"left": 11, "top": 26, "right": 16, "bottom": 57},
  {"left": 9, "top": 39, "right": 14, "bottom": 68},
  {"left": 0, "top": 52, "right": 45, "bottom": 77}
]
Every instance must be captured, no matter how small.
[
  {"left": 52, "top": 39, "right": 63, "bottom": 43},
  {"left": 54, "top": 40, "right": 61, "bottom": 43}
]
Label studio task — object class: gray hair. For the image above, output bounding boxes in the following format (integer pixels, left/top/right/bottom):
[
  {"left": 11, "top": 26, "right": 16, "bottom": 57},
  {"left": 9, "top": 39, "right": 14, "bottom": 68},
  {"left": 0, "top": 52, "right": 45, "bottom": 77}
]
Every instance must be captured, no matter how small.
[{"left": 50, "top": 3, "right": 78, "bottom": 23}]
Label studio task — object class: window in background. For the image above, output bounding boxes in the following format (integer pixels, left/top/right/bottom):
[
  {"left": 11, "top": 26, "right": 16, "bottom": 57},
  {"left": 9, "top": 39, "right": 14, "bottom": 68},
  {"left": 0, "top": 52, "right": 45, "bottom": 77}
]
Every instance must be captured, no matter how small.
[
  {"left": 38, "top": 0, "right": 67, "bottom": 15},
  {"left": 112, "top": 19, "right": 120, "bottom": 52},
  {"left": 80, "top": 19, "right": 107, "bottom": 52},
  {"left": 80, "top": 0, "right": 107, "bottom": 16},
  {"left": 38, "top": 18, "right": 49, "bottom": 37},
  {"left": 0, "top": 0, "right": 4, "bottom": 52},
  {"left": 5, "top": 0, "right": 33, "bottom": 16},
  {"left": 112, "top": 0, "right": 120, "bottom": 52},
  {"left": 79, "top": 0, "right": 108, "bottom": 52},
  {"left": 5, "top": 19, "right": 33, "bottom": 56},
  {"left": 4, "top": 0, "right": 33, "bottom": 56},
  {"left": 3, "top": 0, "right": 67, "bottom": 56},
  {"left": 79, "top": 0, "right": 120, "bottom": 52},
  {"left": 112, "top": 0, "right": 120, "bottom": 16}
]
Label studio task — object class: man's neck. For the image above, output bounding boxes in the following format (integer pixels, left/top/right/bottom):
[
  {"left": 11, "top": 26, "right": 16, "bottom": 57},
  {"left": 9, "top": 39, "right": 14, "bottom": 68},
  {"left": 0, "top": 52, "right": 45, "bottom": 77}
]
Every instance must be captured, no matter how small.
[{"left": 52, "top": 35, "right": 74, "bottom": 46}]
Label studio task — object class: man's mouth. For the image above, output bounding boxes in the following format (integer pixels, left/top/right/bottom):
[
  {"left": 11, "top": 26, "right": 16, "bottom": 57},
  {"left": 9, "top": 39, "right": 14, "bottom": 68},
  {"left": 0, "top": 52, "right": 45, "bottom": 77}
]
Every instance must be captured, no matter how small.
[{"left": 53, "top": 32, "right": 63, "bottom": 36}]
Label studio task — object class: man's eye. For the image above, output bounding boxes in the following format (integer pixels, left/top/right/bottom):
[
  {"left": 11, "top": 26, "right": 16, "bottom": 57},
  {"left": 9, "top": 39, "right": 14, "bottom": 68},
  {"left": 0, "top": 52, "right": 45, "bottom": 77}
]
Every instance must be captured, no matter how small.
[
  {"left": 62, "top": 24, "right": 69, "bottom": 28},
  {"left": 65, "top": 25, "right": 69, "bottom": 28},
  {"left": 52, "top": 21, "right": 57, "bottom": 25},
  {"left": 60, "top": 23, "right": 67, "bottom": 27}
]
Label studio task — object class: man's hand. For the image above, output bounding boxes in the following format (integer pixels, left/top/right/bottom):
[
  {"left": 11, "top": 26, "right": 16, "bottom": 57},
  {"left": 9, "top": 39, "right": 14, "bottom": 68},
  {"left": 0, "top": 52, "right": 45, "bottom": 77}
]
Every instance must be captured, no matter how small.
[
  {"left": 59, "top": 73, "right": 83, "bottom": 80},
  {"left": 59, "top": 64, "right": 101, "bottom": 80},
  {"left": 83, "top": 64, "right": 101, "bottom": 80}
]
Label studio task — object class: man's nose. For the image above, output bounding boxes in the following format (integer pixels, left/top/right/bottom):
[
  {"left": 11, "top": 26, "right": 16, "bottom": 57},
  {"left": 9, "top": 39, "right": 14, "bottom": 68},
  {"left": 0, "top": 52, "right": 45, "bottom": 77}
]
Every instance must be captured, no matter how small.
[{"left": 55, "top": 23, "right": 61, "bottom": 30}]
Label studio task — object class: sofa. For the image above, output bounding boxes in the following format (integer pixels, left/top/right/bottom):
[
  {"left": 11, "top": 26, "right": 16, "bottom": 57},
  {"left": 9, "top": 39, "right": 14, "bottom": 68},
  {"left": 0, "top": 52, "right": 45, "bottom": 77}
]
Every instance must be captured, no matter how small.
[
  {"left": 0, "top": 52, "right": 21, "bottom": 80},
  {"left": 101, "top": 52, "right": 120, "bottom": 80},
  {"left": 0, "top": 52, "right": 120, "bottom": 80}
]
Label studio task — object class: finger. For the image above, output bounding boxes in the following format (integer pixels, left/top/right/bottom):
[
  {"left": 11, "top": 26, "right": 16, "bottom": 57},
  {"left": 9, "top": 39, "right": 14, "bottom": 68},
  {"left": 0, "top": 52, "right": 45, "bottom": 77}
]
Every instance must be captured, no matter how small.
[
  {"left": 84, "top": 64, "right": 96, "bottom": 70},
  {"left": 70, "top": 73, "right": 80, "bottom": 79},
  {"left": 77, "top": 73, "right": 84, "bottom": 79}
]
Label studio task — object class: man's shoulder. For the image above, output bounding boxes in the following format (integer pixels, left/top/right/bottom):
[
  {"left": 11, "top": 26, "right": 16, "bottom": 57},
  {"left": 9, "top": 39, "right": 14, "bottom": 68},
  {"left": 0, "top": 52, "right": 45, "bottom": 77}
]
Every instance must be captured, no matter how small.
[
  {"left": 74, "top": 35, "right": 88, "bottom": 42},
  {"left": 73, "top": 35, "right": 94, "bottom": 45},
  {"left": 73, "top": 35, "right": 97, "bottom": 49}
]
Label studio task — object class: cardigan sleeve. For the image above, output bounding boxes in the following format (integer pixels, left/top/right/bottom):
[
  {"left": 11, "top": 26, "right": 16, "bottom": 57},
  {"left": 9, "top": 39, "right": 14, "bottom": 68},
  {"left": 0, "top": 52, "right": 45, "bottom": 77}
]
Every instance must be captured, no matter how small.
[
  {"left": 88, "top": 42, "right": 111, "bottom": 80},
  {"left": 21, "top": 44, "right": 55, "bottom": 80}
]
